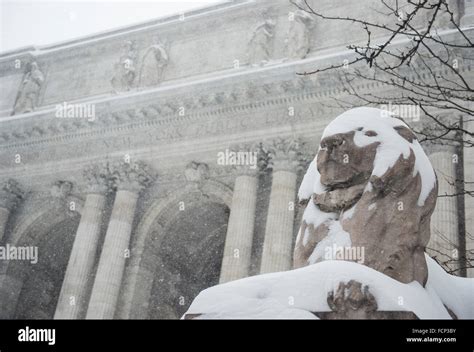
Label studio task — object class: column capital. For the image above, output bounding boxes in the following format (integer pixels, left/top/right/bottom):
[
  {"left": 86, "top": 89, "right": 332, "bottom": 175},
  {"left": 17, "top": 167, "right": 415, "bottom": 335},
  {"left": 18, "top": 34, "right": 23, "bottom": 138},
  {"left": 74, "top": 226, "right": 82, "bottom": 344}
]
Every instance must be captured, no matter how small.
[
  {"left": 225, "top": 142, "right": 264, "bottom": 177},
  {"left": 83, "top": 163, "right": 111, "bottom": 195},
  {"left": 0, "top": 179, "right": 24, "bottom": 210},
  {"left": 109, "top": 161, "right": 156, "bottom": 193},
  {"left": 265, "top": 137, "right": 304, "bottom": 173}
]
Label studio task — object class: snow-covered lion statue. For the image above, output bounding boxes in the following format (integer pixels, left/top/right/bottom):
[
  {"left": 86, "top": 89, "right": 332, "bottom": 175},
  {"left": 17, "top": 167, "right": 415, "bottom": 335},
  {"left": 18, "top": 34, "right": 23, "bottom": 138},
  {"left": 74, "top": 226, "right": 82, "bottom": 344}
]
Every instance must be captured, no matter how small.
[
  {"left": 294, "top": 107, "right": 437, "bottom": 286},
  {"left": 184, "top": 108, "right": 473, "bottom": 319}
]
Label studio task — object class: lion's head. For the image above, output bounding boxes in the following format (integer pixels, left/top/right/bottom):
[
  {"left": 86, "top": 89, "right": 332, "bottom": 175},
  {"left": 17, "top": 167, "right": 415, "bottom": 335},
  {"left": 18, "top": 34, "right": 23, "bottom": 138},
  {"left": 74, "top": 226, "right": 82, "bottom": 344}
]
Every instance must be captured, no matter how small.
[{"left": 294, "top": 107, "right": 438, "bottom": 286}]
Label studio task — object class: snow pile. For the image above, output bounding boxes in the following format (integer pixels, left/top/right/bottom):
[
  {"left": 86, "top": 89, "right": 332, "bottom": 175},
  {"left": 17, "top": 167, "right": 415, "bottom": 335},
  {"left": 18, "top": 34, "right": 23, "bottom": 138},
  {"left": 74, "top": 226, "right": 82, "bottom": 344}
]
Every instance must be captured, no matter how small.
[
  {"left": 424, "top": 256, "right": 474, "bottom": 319},
  {"left": 184, "top": 254, "right": 474, "bottom": 319}
]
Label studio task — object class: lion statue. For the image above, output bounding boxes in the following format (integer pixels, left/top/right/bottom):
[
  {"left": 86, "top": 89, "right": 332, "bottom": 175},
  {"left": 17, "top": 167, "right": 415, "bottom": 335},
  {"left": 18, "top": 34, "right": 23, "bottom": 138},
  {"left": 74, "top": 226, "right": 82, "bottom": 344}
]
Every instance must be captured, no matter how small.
[
  {"left": 183, "top": 107, "right": 473, "bottom": 320},
  {"left": 294, "top": 107, "right": 438, "bottom": 286}
]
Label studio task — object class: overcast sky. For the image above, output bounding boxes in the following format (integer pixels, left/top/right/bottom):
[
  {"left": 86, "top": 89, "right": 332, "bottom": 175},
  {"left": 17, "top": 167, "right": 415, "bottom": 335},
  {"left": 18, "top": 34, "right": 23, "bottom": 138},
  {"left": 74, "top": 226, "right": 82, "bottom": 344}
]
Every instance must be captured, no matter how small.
[{"left": 0, "top": 0, "right": 223, "bottom": 53}]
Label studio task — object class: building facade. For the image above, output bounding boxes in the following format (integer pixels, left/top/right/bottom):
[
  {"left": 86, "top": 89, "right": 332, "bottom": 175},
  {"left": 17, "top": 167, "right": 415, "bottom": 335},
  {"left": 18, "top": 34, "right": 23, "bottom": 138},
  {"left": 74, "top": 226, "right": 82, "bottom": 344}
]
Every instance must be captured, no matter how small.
[{"left": 0, "top": 0, "right": 472, "bottom": 319}]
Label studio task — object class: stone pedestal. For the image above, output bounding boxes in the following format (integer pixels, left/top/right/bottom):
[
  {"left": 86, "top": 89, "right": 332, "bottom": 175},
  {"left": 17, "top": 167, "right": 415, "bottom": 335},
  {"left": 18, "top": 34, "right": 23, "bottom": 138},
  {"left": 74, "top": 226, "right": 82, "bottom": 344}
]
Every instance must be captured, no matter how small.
[
  {"left": 54, "top": 165, "right": 109, "bottom": 319},
  {"left": 86, "top": 161, "right": 153, "bottom": 319},
  {"left": 260, "top": 138, "right": 301, "bottom": 274},
  {"left": 219, "top": 171, "right": 258, "bottom": 283}
]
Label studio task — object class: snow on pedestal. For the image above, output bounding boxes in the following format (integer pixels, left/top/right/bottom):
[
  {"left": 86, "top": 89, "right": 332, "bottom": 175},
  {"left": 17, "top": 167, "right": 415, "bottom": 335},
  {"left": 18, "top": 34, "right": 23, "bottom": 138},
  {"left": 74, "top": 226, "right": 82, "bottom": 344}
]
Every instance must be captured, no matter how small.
[{"left": 184, "top": 255, "right": 473, "bottom": 319}]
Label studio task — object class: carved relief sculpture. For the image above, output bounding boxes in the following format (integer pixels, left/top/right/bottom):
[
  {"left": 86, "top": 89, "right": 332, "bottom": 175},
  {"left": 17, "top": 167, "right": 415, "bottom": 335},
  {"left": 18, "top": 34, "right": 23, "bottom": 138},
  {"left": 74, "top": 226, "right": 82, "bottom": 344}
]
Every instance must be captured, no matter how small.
[
  {"left": 287, "top": 2, "right": 315, "bottom": 60},
  {"left": 111, "top": 40, "right": 137, "bottom": 93},
  {"left": 12, "top": 61, "right": 44, "bottom": 115},
  {"left": 248, "top": 17, "right": 276, "bottom": 66},
  {"left": 138, "top": 40, "right": 169, "bottom": 88}
]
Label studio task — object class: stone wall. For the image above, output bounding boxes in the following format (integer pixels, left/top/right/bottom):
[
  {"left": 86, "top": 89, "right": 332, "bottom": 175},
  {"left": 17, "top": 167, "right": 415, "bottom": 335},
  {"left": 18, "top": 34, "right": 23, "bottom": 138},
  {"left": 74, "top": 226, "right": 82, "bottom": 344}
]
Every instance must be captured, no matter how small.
[{"left": 0, "top": 0, "right": 472, "bottom": 319}]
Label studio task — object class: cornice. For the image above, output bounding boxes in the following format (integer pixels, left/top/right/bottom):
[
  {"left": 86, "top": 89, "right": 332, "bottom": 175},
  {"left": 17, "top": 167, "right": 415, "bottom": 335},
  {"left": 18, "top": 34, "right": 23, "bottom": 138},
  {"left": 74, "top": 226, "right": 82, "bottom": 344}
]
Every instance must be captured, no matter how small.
[
  {"left": 0, "top": 59, "right": 471, "bottom": 150},
  {"left": 0, "top": 0, "right": 254, "bottom": 62}
]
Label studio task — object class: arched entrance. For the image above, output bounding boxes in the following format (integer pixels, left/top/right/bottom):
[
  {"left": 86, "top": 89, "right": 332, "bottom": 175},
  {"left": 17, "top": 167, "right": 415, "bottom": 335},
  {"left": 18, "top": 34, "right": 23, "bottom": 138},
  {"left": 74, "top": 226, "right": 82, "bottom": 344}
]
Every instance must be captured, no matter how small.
[
  {"left": 13, "top": 215, "right": 79, "bottom": 319},
  {"left": 118, "top": 179, "right": 233, "bottom": 319},
  {"left": 0, "top": 195, "right": 81, "bottom": 319},
  {"left": 148, "top": 200, "right": 229, "bottom": 319}
]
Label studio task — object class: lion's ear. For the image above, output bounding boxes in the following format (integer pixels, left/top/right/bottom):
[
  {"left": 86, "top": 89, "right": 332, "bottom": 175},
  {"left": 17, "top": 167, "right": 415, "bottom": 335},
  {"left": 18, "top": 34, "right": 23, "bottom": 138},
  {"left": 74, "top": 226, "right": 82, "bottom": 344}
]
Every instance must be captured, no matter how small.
[{"left": 394, "top": 125, "right": 417, "bottom": 143}]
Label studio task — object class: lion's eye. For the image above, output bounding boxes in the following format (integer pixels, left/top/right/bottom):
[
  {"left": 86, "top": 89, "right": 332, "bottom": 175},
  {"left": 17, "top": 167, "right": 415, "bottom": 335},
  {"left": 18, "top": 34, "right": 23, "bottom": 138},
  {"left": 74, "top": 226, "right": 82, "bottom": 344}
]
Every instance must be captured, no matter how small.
[{"left": 365, "top": 130, "right": 378, "bottom": 137}]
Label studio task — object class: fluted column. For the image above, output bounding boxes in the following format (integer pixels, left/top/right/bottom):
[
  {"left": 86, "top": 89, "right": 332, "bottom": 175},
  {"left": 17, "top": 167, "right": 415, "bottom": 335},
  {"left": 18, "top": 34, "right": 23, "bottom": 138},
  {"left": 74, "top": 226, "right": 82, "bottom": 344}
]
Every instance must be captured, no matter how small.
[
  {"left": 464, "top": 116, "right": 474, "bottom": 278},
  {"left": 0, "top": 179, "right": 23, "bottom": 242},
  {"left": 86, "top": 161, "right": 154, "bottom": 319},
  {"left": 428, "top": 149, "right": 460, "bottom": 273},
  {"left": 219, "top": 145, "right": 260, "bottom": 283},
  {"left": 260, "top": 138, "right": 302, "bottom": 274},
  {"left": 54, "top": 164, "right": 110, "bottom": 319}
]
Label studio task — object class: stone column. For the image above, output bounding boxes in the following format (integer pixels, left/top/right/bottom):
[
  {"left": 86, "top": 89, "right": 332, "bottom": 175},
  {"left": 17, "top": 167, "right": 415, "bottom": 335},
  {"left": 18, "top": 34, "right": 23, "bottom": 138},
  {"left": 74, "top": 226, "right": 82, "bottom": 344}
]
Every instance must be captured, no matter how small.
[
  {"left": 428, "top": 149, "right": 460, "bottom": 273},
  {"left": 464, "top": 116, "right": 474, "bottom": 278},
  {"left": 0, "top": 179, "right": 23, "bottom": 242},
  {"left": 260, "top": 138, "right": 302, "bottom": 274},
  {"left": 219, "top": 145, "right": 260, "bottom": 283},
  {"left": 86, "top": 161, "right": 154, "bottom": 319},
  {"left": 462, "top": 0, "right": 474, "bottom": 27},
  {"left": 54, "top": 164, "right": 109, "bottom": 319}
]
